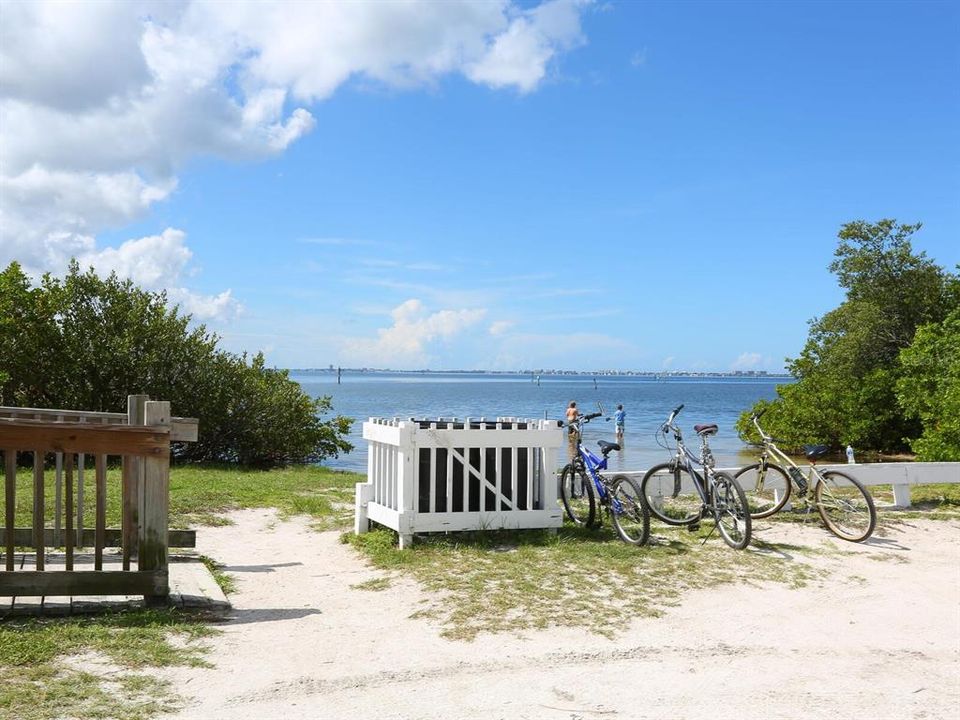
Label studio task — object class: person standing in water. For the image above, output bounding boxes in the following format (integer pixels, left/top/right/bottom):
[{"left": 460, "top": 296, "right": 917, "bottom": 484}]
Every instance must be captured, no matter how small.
[
  {"left": 565, "top": 401, "right": 580, "bottom": 433},
  {"left": 614, "top": 404, "right": 625, "bottom": 444}
]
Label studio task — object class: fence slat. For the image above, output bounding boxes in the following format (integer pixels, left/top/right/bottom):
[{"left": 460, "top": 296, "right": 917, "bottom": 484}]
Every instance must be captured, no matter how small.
[
  {"left": 526, "top": 446, "right": 534, "bottom": 512},
  {"left": 4, "top": 449, "right": 14, "bottom": 571},
  {"left": 33, "top": 450, "right": 44, "bottom": 571},
  {"left": 65, "top": 453, "right": 74, "bottom": 571},
  {"left": 429, "top": 446, "right": 437, "bottom": 513},
  {"left": 479, "top": 446, "right": 487, "bottom": 513},
  {"left": 95, "top": 454, "right": 106, "bottom": 571}
]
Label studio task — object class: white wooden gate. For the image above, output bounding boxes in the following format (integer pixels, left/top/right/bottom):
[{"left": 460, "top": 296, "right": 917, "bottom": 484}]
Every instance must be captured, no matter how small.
[{"left": 355, "top": 418, "right": 564, "bottom": 548}]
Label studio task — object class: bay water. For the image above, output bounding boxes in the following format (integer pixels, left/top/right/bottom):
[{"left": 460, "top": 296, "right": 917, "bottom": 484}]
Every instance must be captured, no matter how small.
[{"left": 292, "top": 371, "right": 790, "bottom": 474}]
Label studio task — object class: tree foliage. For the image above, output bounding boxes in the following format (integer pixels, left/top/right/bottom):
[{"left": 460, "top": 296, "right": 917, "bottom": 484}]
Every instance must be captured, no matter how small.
[
  {"left": 896, "top": 304, "right": 960, "bottom": 460},
  {"left": 737, "top": 220, "right": 958, "bottom": 456},
  {"left": 0, "top": 261, "right": 352, "bottom": 466}
]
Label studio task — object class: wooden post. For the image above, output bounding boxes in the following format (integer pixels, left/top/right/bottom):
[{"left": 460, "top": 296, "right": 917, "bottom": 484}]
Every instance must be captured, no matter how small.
[
  {"left": 123, "top": 394, "right": 148, "bottom": 569},
  {"left": 94, "top": 454, "right": 106, "bottom": 571},
  {"left": 4, "top": 449, "right": 14, "bottom": 572},
  {"left": 65, "top": 453, "right": 74, "bottom": 571},
  {"left": 33, "top": 450, "right": 44, "bottom": 571},
  {"left": 140, "top": 401, "right": 170, "bottom": 606}
]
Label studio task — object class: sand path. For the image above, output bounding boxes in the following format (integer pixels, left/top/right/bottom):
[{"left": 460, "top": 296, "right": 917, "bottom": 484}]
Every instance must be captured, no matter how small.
[{"left": 162, "top": 511, "right": 960, "bottom": 720}]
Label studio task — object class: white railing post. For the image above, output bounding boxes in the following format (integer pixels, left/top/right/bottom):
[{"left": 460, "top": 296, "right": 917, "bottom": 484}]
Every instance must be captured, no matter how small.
[{"left": 396, "top": 421, "right": 416, "bottom": 549}]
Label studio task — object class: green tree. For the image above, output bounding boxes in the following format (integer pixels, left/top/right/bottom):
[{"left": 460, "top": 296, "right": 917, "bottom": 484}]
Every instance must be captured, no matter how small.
[
  {"left": 737, "top": 220, "right": 956, "bottom": 453},
  {"left": 896, "top": 304, "right": 960, "bottom": 460},
  {"left": 0, "top": 261, "right": 352, "bottom": 466}
]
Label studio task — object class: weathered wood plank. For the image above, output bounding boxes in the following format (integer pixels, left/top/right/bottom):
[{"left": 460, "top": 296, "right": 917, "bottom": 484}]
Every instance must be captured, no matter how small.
[
  {"left": 0, "top": 419, "right": 169, "bottom": 456},
  {"left": 65, "top": 454, "right": 74, "bottom": 571},
  {"left": 0, "top": 570, "right": 167, "bottom": 597},
  {"left": 95, "top": 454, "right": 106, "bottom": 571},
  {"left": 4, "top": 449, "right": 14, "bottom": 571},
  {"left": 140, "top": 401, "right": 170, "bottom": 605},
  {"left": 33, "top": 451, "right": 44, "bottom": 571},
  {"left": 0, "top": 528, "right": 195, "bottom": 548},
  {"left": 0, "top": 407, "right": 198, "bottom": 443},
  {"left": 124, "top": 394, "right": 148, "bottom": 570}
]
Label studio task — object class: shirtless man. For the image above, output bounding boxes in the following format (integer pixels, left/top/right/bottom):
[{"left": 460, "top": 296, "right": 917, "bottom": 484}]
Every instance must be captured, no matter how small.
[{"left": 565, "top": 401, "right": 580, "bottom": 434}]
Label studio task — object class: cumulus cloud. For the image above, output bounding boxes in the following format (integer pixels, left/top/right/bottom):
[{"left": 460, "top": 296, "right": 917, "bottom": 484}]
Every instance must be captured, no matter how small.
[
  {"left": 0, "top": 0, "right": 589, "bottom": 323},
  {"left": 69, "top": 229, "right": 243, "bottom": 320},
  {"left": 343, "top": 299, "right": 487, "bottom": 367},
  {"left": 731, "top": 352, "right": 765, "bottom": 370}
]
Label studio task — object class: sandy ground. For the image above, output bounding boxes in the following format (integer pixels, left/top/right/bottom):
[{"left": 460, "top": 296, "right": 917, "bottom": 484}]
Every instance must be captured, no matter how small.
[{"left": 161, "top": 510, "right": 960, "bottom": 720}]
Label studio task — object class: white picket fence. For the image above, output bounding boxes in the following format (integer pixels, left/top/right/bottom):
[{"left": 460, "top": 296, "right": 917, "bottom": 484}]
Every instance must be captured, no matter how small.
[
  {"left": 623, "top": 461, "right": 960, "bottom": 508},
  {"left": 355, "top": 418, "right": 564, "bottom": 548}
]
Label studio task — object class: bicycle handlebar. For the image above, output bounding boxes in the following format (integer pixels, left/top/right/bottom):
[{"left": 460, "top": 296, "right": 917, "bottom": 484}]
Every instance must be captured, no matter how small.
[{"left": 662, "top": 404, "right": 684, "bottom": 434}]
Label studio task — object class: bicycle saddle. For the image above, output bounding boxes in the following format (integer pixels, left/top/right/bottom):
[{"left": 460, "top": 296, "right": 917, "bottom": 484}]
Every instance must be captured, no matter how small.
[
  {"left": 597, "top": 440, "right": 620, "bottom": 455},
  {"left": 694, "top": 424, "right": 718, "bottom": 436},
  {"left": 803, "top": 444, "right": 830, "bottom": 461}
]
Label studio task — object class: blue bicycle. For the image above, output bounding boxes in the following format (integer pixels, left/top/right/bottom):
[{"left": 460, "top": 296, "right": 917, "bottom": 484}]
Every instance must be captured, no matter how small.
[{"left": 560, "top": 411, "right": 650, "bottom": 545}]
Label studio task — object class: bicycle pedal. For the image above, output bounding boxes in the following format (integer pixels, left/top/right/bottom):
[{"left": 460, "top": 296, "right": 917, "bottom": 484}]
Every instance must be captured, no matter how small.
[{"left": 687, "top": 523, "right": 700, "bottom": 533}]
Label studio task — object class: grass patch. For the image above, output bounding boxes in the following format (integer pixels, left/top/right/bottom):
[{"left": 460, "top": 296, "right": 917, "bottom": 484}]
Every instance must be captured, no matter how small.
[
  {"left": 198, "top": 555, "right": 236, "bottom": 595},
  {"left": 4, "top": 463, "right": 364, "bottom": 530},
  {"left": 345, "top": 523, "right": 823, "bottom": 641},
  {"left": 0, "top": 609, "right": 218, "bottom": 720},
  {"left": 350, "top": 577, "right": 392, "bottom": 592}
]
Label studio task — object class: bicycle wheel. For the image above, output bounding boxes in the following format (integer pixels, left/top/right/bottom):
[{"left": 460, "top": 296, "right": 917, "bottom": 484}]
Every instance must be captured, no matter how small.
[
  {"left": 609, "top": 476, "right": 650, "bottom": 546},
  {"left": 640, "top": 462, "right": 702, "bottom": 526},
  {"left": 734, "top": 462, "right": 791, "bottom": 519},
  {"left": 560, "top": 463, "right": 595, "bottom": 527},
  {"left": 712, "top": 471, "right": 752, "bottom": 549},
  {"left": 815, "top": 470, "right": 876, "bottom": 542}
]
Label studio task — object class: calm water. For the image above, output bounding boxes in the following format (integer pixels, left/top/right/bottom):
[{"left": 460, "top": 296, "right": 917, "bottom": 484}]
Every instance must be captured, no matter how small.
[{"left": 293, "top": 371, "right": 791, "bottom": 473}]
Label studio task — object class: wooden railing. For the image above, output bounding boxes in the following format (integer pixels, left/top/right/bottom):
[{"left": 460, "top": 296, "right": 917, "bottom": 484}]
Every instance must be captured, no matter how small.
[{"left": 0, "top": 396, "right": 195, "bottom": 604}]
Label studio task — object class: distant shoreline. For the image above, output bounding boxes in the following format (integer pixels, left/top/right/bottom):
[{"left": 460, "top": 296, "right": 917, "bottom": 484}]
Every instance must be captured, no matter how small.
[{"left": 287, "top": 368, "right": 792, "bottom": 379}]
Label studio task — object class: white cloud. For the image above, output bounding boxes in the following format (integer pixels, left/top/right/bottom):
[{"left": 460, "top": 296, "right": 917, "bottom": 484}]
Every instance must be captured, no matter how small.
[
  {"left": 731, "top": 352, "right": 765, "bottom": 370},
  {"left": 466, "top": 0, "right": 587, "bottom": 92},
  {"left": 489, "top": 320, "right": 515, "bottom": 336},
  {"left": 0, "top": 0, "right": 588, "bottom": 317},
  {"left": 69, "top": 228, "right": 242, "bottom": 321},
  {"left": 342, "top": 299, "right": 487, "bottom": 367}
]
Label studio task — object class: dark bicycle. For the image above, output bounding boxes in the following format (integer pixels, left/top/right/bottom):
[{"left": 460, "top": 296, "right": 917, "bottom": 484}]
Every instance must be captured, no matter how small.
[
  {"left": 559, "top": 411, "right": 650, "bottom": 545},
  {"left": 639, "top": 405, "right": 752, "bottom": 549}
]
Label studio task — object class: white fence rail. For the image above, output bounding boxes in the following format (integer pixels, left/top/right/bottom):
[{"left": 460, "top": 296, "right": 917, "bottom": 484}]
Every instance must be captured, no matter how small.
[
  {"left": 355, "top": 418, "right": 564, "bottom": 548},
  {"left": 621, "top": 462, "right": 960, "bottom": 508}
]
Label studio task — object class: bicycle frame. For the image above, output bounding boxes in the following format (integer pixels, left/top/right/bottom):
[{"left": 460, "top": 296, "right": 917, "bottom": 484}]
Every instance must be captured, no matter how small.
[
  {"left": 666, "top": 432, "right": 718, "bottom": 508},
  {"left": 570, "top": 416, "right": 622, "bottom": 513},
  {"left": 751, "top": 416, "right": 825, "bottom": 495}
]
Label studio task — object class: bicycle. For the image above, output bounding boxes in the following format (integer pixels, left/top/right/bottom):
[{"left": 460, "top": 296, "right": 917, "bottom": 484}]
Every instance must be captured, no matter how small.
[
  {"left": 639, "top": 405, "right": 752, "bottom": 550},
  {"left": 733, "top": 409, "right": 877, "bottom": 542},
  {"left": 559, "top": 411, "right": 650, "bottom": 546}
]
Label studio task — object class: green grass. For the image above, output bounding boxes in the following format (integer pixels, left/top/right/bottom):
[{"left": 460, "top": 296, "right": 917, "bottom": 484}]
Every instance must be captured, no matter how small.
[
  {"left": 3, "top": 463, "right": 364, "bottom": 530},
  {"left": 345, "top": 523, "right": 823, "bottom": 641},
  {"left": 0, "top": 609, "right": 218, "bottom": 720},
  {"left": 1, "top": 463, "right": 361, "bottom": 719},
  {"left": 198, "top": 555, "right": 236, "bottom": 596}
]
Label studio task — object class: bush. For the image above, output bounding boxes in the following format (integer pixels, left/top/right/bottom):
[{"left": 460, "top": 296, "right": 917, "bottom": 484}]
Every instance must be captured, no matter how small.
[{"left": 0, "top": 261, "right": 352, "bottom": 466}]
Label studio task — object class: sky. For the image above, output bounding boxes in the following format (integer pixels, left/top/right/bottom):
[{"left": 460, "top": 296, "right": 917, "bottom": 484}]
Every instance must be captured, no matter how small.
[{"left": 1, "top": 0, "right": 958, "bottom": 373}]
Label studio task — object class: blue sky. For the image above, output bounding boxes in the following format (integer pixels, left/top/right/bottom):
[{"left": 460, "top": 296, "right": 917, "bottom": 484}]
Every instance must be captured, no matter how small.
[{"left": 3, "top": 0, "right": 958, "bottom": 372}]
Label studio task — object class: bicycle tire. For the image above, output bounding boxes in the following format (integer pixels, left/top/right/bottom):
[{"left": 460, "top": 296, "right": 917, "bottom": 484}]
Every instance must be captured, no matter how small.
[
  {"left": 711, "top": 471, "right": 752, "bottom": 549},
  {"left": 560, "top": 463, "right": 596, "bottom": 527},
  {"left": 734, "top": 462, "right": 792, "bottom": 519},
  {"left": 609, "top": 476, "right": 650, "bottom": 546},
  {"left": 640, "top": 462, "right": 702, "bottom": 526},
  {"left": 815, "top": 470, "right": 876, "bottom": 542}
]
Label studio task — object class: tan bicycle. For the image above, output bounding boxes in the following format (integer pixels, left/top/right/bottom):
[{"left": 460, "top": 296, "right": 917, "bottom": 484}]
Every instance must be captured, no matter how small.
[{"left": 734, "top": 409, "right": 876, "bottom": 542}]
